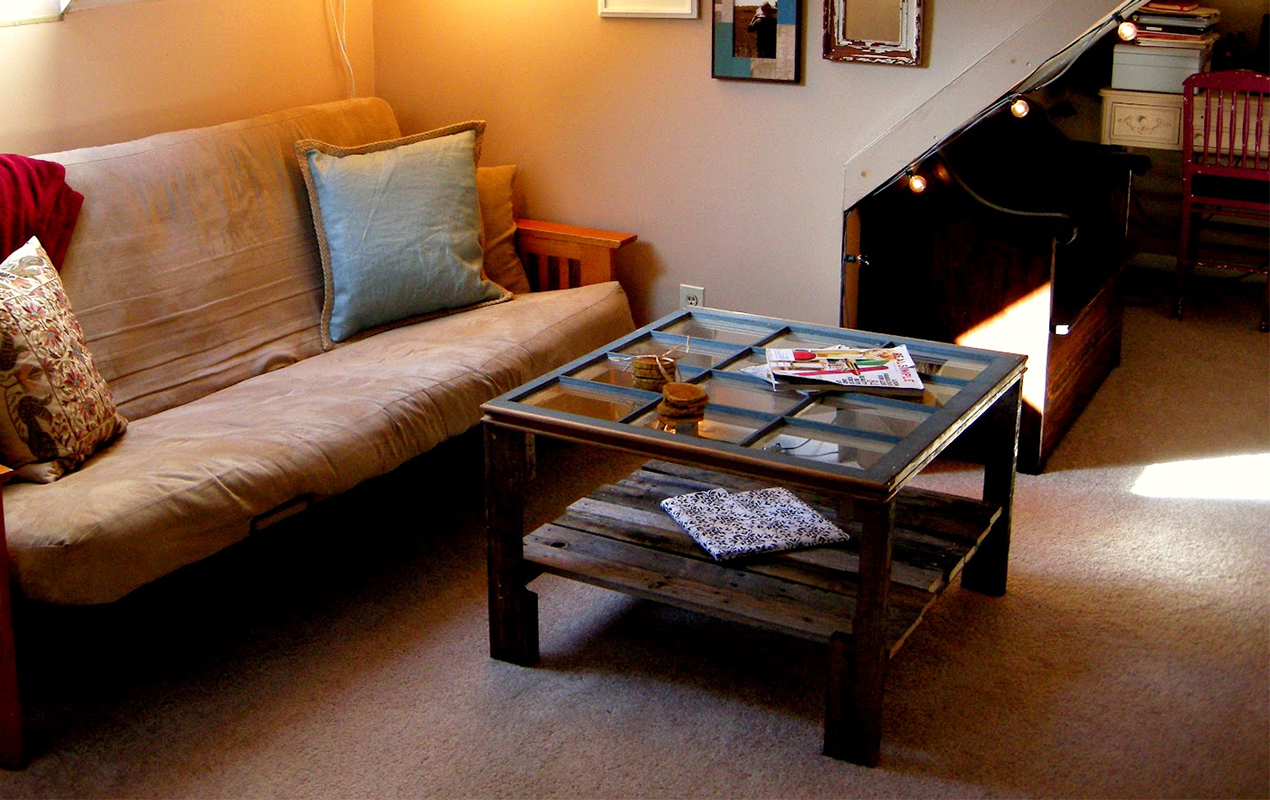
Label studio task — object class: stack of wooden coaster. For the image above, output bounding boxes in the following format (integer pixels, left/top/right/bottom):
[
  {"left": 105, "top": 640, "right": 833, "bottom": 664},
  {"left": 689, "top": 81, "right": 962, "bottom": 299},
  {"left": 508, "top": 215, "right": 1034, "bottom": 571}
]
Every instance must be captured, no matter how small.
[
  {"left": 632, "top": 355, "right": 677, "bottom": 392},
  {"left": 657, "top": 382, "right": 708, "bottom": 421}
]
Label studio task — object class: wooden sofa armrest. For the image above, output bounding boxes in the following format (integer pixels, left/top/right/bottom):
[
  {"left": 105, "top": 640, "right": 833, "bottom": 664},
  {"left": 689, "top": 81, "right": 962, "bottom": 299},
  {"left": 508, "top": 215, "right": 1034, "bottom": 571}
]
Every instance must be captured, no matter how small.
[{"left": 515, "top": 218, "right": 636, "bottom": 291}]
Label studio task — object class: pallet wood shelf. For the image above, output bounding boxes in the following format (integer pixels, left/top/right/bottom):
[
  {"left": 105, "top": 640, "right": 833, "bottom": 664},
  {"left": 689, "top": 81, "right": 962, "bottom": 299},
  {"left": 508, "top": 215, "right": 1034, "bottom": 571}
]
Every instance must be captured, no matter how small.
[{"left": 524, "top": 461, "right": 1001, "bottom": 656}]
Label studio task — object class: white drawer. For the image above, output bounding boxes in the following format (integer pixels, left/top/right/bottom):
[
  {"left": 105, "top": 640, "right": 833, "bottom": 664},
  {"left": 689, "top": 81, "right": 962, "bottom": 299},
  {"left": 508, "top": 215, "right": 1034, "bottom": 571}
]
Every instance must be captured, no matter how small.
[{"left": 1099, "top": 88, "right": 1184, "bottom": 150}]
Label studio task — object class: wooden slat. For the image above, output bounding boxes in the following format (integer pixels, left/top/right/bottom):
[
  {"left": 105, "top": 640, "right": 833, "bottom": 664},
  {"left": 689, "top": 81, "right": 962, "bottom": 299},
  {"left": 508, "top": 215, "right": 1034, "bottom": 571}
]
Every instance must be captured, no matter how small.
[
  {"left": 525, "top": 525, "right": 924, "bottom": 648},
  {"left": 522, "top": 461, "right": 1002, "bottom": 653},
  {"left": 562, "top": 496, "right": 945, "bottom": 593},
  {"left": 515, "top": 218, "right": 637, "bottom": 250},
  {"left": 514, "top": 218, "right": 638, "bottom": 290},
  {"left": 579, "top": 463, "right": 998, "bottom": 592},
  {"left": 643, "top": 460, "right": 995, "bottom": 543}
]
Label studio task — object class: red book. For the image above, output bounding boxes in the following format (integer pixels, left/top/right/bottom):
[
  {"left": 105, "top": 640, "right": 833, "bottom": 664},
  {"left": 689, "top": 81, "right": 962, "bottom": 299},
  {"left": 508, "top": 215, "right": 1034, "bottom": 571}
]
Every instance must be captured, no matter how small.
[{"left": 1143, "top": 1, "right": 1200, "bottom": 10}]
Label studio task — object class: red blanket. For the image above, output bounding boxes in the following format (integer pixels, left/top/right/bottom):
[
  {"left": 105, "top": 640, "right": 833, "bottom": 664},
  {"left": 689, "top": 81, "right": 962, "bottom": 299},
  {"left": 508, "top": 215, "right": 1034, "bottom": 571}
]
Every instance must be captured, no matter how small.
[{"left": 1, "top": 153, "right": 85, "bottom": 269}]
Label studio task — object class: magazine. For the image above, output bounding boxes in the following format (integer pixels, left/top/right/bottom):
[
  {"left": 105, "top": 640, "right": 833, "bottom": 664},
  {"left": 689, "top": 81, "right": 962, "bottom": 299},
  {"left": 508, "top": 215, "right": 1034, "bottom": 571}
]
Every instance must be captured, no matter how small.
[
  {"left": 741, "top": 345, "right": 925, "bottom": 393},
  {"left": 1141, "top": 1, "right": 1200, "bottom": 10},
  {"left": 1131, "top": 30, "right": 1219, "bottom": 47}
]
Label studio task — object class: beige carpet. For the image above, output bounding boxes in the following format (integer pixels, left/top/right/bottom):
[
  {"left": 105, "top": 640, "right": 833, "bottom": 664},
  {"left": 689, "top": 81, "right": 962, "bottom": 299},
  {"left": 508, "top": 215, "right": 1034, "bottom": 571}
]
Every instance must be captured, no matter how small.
[{"left": 0, "top": 267, "right": 1266, "bottom": 799}]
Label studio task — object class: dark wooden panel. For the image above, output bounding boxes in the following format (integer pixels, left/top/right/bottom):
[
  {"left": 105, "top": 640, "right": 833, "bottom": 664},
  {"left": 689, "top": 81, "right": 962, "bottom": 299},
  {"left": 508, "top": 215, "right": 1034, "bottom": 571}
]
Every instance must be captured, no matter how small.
[
  {"left": 1042, "top": 278, "right": 1124, "bottom": 462},
  {"left": 849, "top": 103, "right": 1133, "bottom": 474}
]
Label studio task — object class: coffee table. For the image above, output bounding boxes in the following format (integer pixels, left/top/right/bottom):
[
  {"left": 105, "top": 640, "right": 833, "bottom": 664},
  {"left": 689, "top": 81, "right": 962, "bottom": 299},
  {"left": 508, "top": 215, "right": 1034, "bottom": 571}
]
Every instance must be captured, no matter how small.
[{"left": 480, "top": 307, "right": 1025, "bottom": 766}]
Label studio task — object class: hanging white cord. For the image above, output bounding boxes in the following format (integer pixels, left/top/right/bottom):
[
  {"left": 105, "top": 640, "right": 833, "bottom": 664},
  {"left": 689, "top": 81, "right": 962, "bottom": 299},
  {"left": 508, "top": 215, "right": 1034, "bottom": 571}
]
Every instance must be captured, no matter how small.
[{"left": 327, "top": 0, "right": 356, "bottom": 98}]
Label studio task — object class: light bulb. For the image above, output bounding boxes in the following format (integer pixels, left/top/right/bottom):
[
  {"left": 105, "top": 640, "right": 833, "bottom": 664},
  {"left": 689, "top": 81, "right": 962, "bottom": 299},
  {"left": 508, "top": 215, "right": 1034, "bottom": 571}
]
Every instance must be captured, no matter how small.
[
  {"left": 907, "top": 173, "right": 927, "bottom": 193},
  {"left": 1010, "top": 98, "right": 1030, "bottom": 118},
  {"left": 1118, "top": 20, "right": 1137, "bottom": 41}
]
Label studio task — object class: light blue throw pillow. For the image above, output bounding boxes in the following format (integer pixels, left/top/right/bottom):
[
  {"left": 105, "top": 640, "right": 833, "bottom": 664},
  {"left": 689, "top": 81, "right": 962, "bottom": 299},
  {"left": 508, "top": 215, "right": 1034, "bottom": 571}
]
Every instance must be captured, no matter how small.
[{"left": 297, "top": 122, "right": 509, "bottom": 347}]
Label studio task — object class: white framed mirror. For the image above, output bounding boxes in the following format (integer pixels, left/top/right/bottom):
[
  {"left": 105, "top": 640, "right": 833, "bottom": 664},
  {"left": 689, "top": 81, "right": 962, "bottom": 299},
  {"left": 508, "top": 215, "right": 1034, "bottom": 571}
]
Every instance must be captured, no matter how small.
[{"left": 823, "top": 0, "right": 923, "bottom": 66}]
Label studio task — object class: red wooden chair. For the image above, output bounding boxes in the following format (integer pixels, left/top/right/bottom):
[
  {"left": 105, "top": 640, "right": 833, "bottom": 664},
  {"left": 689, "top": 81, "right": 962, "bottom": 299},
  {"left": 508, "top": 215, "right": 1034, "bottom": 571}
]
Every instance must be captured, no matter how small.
[{"left": 1175, "top": 69, "right": 1270, "bottom": 332}]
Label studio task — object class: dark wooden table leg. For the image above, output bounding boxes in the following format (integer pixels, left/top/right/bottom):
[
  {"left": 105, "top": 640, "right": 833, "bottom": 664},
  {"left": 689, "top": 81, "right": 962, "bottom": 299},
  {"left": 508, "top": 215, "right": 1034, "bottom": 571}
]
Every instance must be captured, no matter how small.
[
  {"left": 0, "top": 486, "right": 23, "bottom": 769},
  {"left": 825, "top": 498, "right": 895, "bottom": 767},
  {"left": 485, "top": 424, "right": 539, "bottom": 666},
  {"left": 961, "top": 378, "right": 1021, "bottom": 596}
]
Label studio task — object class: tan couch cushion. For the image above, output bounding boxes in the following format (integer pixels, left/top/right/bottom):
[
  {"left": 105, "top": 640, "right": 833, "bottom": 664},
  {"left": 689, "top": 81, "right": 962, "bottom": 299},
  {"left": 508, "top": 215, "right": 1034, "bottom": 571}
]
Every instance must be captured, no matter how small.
[
  {"left": 4, "top": 282, "right": 635, "bottom": 605},
  {"left": 38, "top": 98, "right": 402, "bottom": 422},
  {"left": 477, "top": 165, "right": 532, "bottom": 294}
]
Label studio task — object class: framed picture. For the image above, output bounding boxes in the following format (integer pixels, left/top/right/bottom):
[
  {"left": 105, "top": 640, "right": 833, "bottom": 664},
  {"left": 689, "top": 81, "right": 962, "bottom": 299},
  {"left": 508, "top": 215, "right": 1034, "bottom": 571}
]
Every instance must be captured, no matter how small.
[
  {"left": 823, "top": 0, "right": 923, "bottom": 66},
  {"left": 600, "top": 0, "right": 699, "bottom": 18},
  {"left": 712, "top": 0, "right": 800, "bottom": 83}
]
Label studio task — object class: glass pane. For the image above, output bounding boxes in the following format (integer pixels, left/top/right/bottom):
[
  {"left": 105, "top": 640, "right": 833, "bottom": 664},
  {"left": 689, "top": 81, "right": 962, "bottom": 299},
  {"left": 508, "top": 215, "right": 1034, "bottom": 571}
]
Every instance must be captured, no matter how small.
[
  {"left": 632, "top": 407, "right": 766, "bottom": 443},
  {"left": 762, "top": 330, "right": 883, "bottom": 350},
  {"left": 574, "top": 356, "right": 681, "bottom": 389},
  {"left": 521, "top": 382, "right": 649, "bottom": 421},
  {"left": 571, "top": 357, "right": 642, "bottom": 388},
  {"left": 717, "top": 348, "right": 770, "bottom": 374},
  {"left": 695, "top": 373, "right": 804, "bottom": 416},
  {"left": 612, "top": 338, "right": 729, "bottom": 371},
  {"left": 795, "top": 394, "right": 932, "bottom": 438},
  {"left": 660, "top": 316, "right": 777, "bottom": 345},
  {"left": 911, "top": 354, "right": 989, "bottom": 382},
  {"left": 754, "top": 424, "right": 895, "bottom": 470},
  {"left": 916, "top": 379, "right": 963, "bottom": 408}
]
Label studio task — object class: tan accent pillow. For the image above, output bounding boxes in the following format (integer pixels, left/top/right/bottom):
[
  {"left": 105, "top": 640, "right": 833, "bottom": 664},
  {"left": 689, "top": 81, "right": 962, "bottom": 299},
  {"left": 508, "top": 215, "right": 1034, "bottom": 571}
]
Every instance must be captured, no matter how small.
[
  {"left": 0, "top": 237, "right": 127, "bottom": 483},
  {"left": 477, "top": 165, "right": 532, "bottom": 294}
]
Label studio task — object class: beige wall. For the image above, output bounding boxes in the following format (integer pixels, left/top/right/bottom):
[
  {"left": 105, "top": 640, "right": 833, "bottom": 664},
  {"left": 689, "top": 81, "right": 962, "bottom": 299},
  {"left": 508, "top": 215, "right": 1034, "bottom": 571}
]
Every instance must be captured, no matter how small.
[
  {"left": 1221, "top": 0, "right": 1269, "bottom": 41},
  {"left": 374, "top": 0, "right": 1123, "bottom": 326},
  {"left": 0, "top": 0, "right": 374, "bottom": 155},
  {"left": 0, "top": 0, "right": 1164, "bottom": 326}
]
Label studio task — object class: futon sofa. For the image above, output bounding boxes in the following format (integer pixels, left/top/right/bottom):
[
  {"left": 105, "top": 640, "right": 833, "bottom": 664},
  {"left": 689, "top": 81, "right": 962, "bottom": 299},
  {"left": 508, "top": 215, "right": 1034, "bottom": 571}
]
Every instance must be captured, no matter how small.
[{"left": 0, "top": 97, "right": 637, "bottom": 765}]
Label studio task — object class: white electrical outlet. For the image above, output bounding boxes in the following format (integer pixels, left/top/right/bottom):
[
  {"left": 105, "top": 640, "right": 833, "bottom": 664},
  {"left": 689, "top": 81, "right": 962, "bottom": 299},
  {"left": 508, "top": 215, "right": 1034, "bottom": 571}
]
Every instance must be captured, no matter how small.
[{"left": 680, "top": 284, "right": 705, "bottom": 308}]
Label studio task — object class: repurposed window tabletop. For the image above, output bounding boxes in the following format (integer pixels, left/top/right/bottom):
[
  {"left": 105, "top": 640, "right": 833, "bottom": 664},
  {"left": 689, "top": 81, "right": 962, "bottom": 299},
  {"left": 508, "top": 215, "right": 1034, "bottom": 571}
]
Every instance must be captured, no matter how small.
[{"left": 480, "top": 307, "right": 1025, "bottom": 766}]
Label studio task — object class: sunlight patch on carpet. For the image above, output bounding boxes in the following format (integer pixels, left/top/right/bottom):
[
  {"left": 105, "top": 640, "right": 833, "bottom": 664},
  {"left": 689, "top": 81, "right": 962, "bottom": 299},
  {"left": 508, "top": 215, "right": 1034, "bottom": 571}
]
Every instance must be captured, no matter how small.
[{"left": 1131, "top": 453, "right": 1270, "bottom": 501}]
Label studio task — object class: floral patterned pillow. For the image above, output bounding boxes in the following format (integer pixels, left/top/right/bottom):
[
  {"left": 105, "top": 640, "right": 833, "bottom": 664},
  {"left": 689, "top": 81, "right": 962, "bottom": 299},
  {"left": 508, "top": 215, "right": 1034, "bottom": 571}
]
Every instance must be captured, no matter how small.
[{"left": 0, "top": 237, "right": 126, "bottom": 483}]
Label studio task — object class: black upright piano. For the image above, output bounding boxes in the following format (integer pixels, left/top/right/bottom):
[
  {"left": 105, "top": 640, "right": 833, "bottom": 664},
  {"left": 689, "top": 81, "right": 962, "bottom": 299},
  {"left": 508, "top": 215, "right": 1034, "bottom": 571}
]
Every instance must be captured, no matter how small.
[{"left": 848, "top": 100, "right": 1149, "bottom": 473}]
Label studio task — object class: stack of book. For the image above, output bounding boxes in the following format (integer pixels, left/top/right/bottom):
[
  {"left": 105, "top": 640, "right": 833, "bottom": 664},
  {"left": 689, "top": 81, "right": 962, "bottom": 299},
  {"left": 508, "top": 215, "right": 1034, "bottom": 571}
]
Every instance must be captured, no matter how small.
[{"left": 1130, "top": 1, "right": 1221, "bottom": 49}]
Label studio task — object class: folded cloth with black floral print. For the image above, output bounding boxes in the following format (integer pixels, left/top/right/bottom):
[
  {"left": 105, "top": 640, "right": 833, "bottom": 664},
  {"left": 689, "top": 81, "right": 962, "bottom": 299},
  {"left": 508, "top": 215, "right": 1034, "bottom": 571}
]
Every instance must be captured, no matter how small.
[{"left": 659, "top": 487, "right": 849, "bottom": 561}]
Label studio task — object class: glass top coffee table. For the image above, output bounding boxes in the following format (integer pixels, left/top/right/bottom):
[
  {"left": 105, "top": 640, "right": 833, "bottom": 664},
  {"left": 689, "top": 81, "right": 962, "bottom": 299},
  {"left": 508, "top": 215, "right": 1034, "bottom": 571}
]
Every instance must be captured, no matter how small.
[{"left": 481, "top": 307, "right": 1025, "bottom": 766}]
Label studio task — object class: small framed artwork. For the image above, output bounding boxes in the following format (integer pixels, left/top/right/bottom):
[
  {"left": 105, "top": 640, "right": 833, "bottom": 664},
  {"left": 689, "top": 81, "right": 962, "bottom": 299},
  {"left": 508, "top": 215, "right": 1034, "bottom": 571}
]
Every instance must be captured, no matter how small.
[
  {"left": 600, "top": 0, "right": 699, "bottom": 18},
  {"left": 712, "top": 0, "right": 800, "bottom": 83},
  {"left": 823, "top": 0, "right": 923, "bottom": 66}
]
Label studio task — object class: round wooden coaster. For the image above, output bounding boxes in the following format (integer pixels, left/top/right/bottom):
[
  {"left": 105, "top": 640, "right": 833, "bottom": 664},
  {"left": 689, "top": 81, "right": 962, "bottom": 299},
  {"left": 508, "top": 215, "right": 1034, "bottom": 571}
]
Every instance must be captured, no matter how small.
[{"left": 661, "top": 382, "right": 707, "bottom": 406}]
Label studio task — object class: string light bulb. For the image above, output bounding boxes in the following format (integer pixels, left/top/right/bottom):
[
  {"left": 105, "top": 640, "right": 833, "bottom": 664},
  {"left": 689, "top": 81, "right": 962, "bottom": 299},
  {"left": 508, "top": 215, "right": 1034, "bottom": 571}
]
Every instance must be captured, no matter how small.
[
  {"left": 907, "top": 172, "right": 928, "bottom": 193},
  {"left": 1117, "top": 19, "right": 1138, "bottom": 41},
  {"left": 1010, "top": 97, "right": 1031, "bottom": 118}
]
